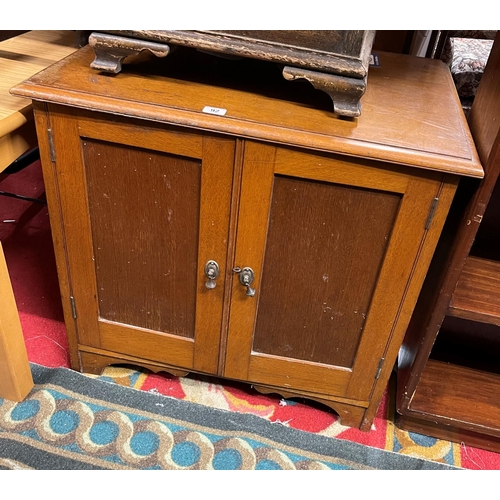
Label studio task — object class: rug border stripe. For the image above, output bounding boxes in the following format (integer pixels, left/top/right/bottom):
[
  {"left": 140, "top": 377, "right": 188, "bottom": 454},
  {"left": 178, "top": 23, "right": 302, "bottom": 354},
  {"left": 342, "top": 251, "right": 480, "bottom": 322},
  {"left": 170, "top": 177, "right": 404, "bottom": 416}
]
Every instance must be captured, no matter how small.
[{"left": 23, "top": 363, "right": 459, "bottom": 470}]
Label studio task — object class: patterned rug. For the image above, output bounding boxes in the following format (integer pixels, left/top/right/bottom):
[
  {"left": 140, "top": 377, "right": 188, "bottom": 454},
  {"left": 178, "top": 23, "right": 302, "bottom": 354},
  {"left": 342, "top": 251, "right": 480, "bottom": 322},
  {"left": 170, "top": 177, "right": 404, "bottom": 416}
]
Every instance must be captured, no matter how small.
[
  {"left": 0, "top": 364, "right": 458, "bottom": 470},
  {"left": 87, "top": 364, "right": 494, "bottom": 470}
]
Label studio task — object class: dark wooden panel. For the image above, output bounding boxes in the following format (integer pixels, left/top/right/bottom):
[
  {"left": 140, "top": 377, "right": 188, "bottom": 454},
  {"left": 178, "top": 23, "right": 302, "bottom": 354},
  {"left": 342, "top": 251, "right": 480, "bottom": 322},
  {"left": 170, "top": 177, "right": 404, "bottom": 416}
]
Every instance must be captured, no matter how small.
[
  {"left": 472, "top": 171, "right": 500, "bottom": 262},
  {"left": 252, "top": 175, "right": 401, "bottom": 367},
  {"left": 409, "top": 359, "right": 500, "bottom": 436},
  {"left": 448, "top": 256, "right": 500, "bottom": 324},
  {"left": 83, "top": 139, "right": 201, "bottom": 338},
  {"left": 101, "top": 30, "right": 374, "bottom": 79},
  {"left": 212, "top": 30, "right": 367, "bottom": 56},
  {"left": 468, "top": 32, "right": 500, "bottom": 171},
  {"left": 373, "top": 31, "right": 413, "bottom": 54}
]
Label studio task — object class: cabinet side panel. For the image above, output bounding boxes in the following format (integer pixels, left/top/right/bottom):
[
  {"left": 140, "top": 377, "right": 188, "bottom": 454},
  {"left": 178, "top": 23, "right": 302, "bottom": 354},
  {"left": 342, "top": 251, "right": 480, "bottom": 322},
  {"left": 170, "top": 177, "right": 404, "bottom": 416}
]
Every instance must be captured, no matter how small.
[
  {"left": 253, "top": 175, "right": 401, "bottom": 367},
  {"left": 83, "top": 139, "right": 201, "bottom": 338}
]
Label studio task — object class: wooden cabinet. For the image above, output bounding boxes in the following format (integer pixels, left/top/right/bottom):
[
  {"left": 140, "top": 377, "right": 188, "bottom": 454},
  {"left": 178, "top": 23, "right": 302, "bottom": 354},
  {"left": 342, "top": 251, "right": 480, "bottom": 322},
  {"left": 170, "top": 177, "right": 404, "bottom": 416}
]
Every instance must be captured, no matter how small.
[
  {"left": 11, "top": 45, "right": 482, "bottom": 430},
  {"left": 396, "top": 34, "right": 500, "bottom": 452}
]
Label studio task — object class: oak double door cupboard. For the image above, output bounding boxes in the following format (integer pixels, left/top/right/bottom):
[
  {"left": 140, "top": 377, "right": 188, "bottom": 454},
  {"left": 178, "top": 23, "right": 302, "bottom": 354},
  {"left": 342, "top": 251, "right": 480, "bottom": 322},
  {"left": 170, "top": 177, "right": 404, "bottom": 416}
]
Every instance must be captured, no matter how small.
[{"left": 12, "top": 45, "right": 482, "bottom": 430}]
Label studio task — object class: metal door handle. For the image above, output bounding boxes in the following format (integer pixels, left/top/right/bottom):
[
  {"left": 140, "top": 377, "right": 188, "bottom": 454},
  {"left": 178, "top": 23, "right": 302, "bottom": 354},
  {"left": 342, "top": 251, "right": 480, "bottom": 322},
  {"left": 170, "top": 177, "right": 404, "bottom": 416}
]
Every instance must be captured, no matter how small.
[
  {"left": 233, "top": 266, "right": 256, "bottom": 297},
  {"left": 204, "top": 260, "right": 220, "bottom": 289}
]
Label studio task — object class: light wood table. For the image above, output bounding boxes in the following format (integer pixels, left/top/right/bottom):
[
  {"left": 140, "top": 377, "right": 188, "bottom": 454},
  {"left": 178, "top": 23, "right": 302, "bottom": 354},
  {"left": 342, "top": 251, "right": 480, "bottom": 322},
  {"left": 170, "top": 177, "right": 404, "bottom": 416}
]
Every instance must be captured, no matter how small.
[{"left": 0, "top": 30, "right": 77, "bottom": 401}]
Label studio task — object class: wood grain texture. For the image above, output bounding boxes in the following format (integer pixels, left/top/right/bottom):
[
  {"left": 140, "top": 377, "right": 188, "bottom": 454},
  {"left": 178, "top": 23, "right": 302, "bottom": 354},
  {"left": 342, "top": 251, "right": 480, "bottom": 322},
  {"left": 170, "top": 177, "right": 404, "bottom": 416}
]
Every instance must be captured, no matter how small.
[
  {"left": 79, "top": 348, "right": 189, "bottom": 378},
  {"left": 273, "top": 147, "right": 409, "bottom": 193},
  {"left": 448, "top": 256, "right": 500, "bottom": 324},
  {"left": 47, "top": 106, "right": 101, "bottom": 349},
  {"left": 84, "top": 139, "right": 202, "bottom": 338},
  {"left": 0, "top": 30, "right": 76, "bottom": 168},
  {"left": 224, "top": 141, "right": 277, "bottom": 382},
  {"left": 0, "top": 30, "right": 77, "bottom": 169},
  {"left": 1, "top": 30, "right": 76, "bottom": 120},
  {"left": 89, "top": 30, "right": 374, "bottom": 117},
  {"left": 468, "top": 32, "right": 500, "bottom": 170},
  {"left": 346, "top": 173, "right": 451, "bottom": 401},
  {"left": 79, "top": 345, "right": 366, "bottom": 430},
  {"left": 97, "top": 321, "right": 195, "bottom": 369},
  {"left": 407, "top": 359, "right": 500, "bottom": 437},
  {"left": 11, "top": 45, "right": 483, "bottom": 178},
  {"left": 225, "top": 136, "right": 456, "bottom": 407},
  {"left": 32, "top": 103, "right": 81, "bottom": 369},
  {"left": 252, "top": 174, "right": 400, "bottom": 367},
  {"left": 77, "top": 112, "right": 203, "bottom": 158},
  {"left": 216, "top": 138, "right": 245, "bottom": 377},
  {"left": 192, "top": 135, "right": 235, "bottom": 374},
  {"left": 396, "top": 413, "right": 500, "bottom": 455},
  {"left": 365, "top": 175, "right": 459, "bottom": 428},
  {"left": 0, "top": 111, "right": 37, "bottom": 172}
]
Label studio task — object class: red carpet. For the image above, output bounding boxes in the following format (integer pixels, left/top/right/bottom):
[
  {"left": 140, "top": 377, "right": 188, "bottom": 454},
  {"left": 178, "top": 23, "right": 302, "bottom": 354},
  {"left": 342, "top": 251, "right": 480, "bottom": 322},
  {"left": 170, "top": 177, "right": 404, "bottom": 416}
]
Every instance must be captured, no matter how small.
[{"left": 2, "top": 159, "right": 500, "bottom": 469}]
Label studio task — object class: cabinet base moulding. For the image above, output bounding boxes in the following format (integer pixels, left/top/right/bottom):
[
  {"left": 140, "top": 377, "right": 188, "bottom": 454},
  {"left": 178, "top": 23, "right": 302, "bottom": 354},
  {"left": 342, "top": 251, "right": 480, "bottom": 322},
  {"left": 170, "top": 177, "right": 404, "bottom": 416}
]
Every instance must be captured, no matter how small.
[{"left": 78, "top": 348, "right": 370, "bottom": 429}]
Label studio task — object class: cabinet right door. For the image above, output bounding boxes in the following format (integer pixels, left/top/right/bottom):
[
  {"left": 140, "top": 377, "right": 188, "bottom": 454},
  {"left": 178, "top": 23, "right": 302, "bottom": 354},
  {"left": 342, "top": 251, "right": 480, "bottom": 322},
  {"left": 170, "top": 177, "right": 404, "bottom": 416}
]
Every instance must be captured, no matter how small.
[{"left": 224, "top": 140, "right": 445, "bottom": 402}]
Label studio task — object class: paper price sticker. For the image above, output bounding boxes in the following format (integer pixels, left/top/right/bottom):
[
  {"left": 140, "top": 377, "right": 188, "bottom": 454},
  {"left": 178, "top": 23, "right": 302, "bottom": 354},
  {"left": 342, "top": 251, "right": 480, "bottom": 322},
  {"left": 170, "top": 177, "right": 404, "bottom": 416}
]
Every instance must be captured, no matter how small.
[{"left": 202, "top": 106, "right": 227, "bottom": 116}]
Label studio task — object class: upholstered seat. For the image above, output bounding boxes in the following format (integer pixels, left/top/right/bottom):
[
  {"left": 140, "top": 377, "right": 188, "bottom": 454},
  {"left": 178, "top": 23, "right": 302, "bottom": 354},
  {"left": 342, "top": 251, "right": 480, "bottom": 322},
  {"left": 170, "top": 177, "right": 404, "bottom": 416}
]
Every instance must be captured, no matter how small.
[{"left": 436, "top": 30, "right": 497, "bottom": 115}]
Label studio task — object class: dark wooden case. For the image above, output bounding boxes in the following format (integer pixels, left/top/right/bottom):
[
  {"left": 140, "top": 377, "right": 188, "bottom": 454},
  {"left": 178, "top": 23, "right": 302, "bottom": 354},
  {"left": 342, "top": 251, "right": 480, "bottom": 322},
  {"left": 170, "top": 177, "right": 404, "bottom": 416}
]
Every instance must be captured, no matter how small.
[{"left": 88, "top": 30, "right": 376, "bottom": 117}]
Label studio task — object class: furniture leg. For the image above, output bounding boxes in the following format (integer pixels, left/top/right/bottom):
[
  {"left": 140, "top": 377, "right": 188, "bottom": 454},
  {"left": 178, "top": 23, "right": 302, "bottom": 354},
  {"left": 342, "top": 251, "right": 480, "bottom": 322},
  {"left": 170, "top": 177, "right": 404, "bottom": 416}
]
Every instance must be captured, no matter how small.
[{"left": 0, "top": 242, "right": 33, "bottom": 401}]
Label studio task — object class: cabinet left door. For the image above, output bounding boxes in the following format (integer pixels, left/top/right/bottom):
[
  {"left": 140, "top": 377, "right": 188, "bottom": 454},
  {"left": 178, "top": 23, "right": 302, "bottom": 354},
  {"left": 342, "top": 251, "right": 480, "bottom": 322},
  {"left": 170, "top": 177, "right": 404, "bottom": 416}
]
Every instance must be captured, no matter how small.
[{"left": 42, "top": 106, "right": 235, "bottom": 374}]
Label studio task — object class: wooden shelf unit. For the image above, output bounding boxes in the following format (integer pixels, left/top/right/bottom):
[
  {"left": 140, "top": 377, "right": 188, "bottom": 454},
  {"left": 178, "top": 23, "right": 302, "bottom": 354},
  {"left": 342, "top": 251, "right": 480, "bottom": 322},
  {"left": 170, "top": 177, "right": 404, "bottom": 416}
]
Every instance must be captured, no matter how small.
[
  {"left": 401, "top": 360, "right": 500, "bottom": 452},
  {"left": 397, "top": 33, "right": 500, "bottom": 451}
]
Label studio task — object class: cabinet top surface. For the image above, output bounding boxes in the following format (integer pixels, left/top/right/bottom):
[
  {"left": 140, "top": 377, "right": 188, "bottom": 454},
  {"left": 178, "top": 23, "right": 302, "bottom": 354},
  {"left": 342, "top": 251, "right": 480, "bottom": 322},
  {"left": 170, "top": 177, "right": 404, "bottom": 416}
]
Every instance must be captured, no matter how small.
[{"left": 11, "top": 44, "right": 483, "bottom": 178}]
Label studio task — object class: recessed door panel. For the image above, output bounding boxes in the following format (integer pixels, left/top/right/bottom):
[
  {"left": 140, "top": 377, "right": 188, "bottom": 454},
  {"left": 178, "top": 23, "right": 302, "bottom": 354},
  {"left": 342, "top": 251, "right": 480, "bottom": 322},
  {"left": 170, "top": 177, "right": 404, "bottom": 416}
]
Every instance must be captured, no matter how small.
[
  {"left": 84, "top": 139, "right": 201, "bottom": 338},
  {"left": 253, "top": 174, "right": 401, "bottom": 368}
]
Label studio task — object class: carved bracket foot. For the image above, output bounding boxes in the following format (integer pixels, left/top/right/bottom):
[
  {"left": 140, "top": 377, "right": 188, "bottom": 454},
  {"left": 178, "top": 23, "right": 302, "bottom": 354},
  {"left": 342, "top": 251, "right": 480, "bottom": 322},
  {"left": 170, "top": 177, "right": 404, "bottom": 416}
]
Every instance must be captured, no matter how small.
[
  {"left": 252, "top": 384, "right": 367, "bottom": 430},
  {"left": 282, "top": 66, "right": 367, "bottom": 118},
  {"left": 89, "top": 32, "right": 171, "bottom": 74}
]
